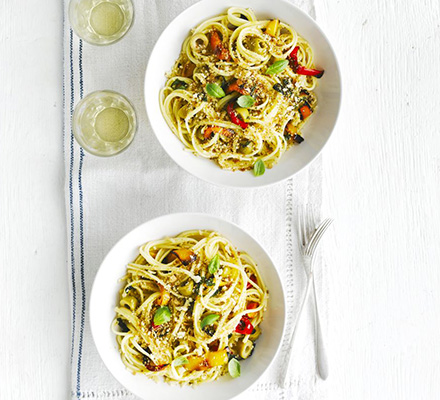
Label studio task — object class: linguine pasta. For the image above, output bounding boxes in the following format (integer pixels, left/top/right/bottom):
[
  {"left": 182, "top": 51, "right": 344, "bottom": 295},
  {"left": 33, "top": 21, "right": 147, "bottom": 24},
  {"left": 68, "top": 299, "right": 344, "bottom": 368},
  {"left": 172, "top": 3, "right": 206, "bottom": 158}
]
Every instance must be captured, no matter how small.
[
  {"left": 160, "top": 7, "right": 323, "bottom": 173},
  {"left": 113, "top": 230, "right": 268, "bottom": 385}
]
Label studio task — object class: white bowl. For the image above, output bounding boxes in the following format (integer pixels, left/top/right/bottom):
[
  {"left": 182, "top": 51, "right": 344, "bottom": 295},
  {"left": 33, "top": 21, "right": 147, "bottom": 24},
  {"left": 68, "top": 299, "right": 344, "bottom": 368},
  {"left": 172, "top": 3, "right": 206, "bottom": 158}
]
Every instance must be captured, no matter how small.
[
  {"left": 144, "top": 0, "right": 341, "bottom": 188},
  {"left": 90, "top": 213, "right": 286, "bottom": 400}
]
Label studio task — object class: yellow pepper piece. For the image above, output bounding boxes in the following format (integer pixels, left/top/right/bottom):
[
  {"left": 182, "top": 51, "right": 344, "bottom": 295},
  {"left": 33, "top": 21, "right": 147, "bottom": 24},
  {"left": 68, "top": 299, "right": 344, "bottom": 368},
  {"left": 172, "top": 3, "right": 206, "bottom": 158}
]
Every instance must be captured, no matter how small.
[
  {"left": 207, "top": 350, "right": 228, "bottom": 367},
  {"left": 184, "top": 356, "right": 208, "bottom": 371},
  {"left": 266, "top": 19, "right": 279, "bottom": 37},
  {"left": 235, "top": 107, "right": 249, "bottom": 122},
  {"left": 156, "top": 284, "right": 171, "bottom": 306}
]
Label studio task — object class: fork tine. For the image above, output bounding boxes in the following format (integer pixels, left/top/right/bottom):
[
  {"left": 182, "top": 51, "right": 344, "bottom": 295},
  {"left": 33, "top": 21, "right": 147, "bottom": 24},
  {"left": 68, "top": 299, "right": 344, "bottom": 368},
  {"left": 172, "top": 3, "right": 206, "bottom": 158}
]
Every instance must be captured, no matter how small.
[
  {"left": 307, "top": 219, "right": 333, "bottom": 256},
  {"left": 305, "top": 219, "right": 331, "bottom": 255},
  {"left": 307, "top": 204, "right": 314, "bottom": 240},
  {"left": 299, "top": 205, "right": 310, "bottom": 249}
]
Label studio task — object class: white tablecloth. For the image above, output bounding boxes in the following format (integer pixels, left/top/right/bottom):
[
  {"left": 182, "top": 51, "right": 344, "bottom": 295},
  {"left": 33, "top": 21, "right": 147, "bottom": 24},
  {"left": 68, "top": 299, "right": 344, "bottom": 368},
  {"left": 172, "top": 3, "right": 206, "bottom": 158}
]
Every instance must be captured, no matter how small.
[{"left": 63, "top": 0, "right": 326, "bottom": 399}]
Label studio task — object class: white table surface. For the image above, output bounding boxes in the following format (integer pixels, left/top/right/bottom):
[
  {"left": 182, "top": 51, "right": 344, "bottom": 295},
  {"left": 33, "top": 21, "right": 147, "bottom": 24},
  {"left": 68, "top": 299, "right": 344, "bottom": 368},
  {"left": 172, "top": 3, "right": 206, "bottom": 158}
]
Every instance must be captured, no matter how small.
[{"left": 1, "top": 0, "right": 440, "bottom": 399}]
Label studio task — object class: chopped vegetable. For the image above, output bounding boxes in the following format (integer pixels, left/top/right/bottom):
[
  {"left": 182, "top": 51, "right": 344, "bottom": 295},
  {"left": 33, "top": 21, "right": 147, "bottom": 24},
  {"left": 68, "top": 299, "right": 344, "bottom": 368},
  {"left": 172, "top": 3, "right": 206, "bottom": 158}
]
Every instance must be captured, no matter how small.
[
  {"left": 171, "top": 79, "right": 188, "bottom": 90},
  {"left": 265, "top": 19, "right": 279, "bottom": 37},
  {"left": 246, "top": 302, "right": 259, "bottom": 318},
  {"left": 153, "top": 306, "right": 171, "bottom": 326},
  {"left": 237, "top": 339, "right": 254, "bottom": 359},
  {"left": 206, "top": 83, "right": 226, "bottom": 98},
  {"left": 117, "top": 318, "right": 129, "bottom": 333},
  {"left": 120, "top": 295, "right": 138, "bottom": 310},
  {"left": 299, "top": 103, "right": 313, "bottom": 120},
  {"left": 237, "top": 95, "right": 255, "bottom": 108},
  {"left": 163, "top": 248, "right": 196, "bottom": 265},
  {"left": 235, "top": 315, "right": 254, "bottom": 335},
  {"left": 227, "top": 103, "right": 248, "bottom": 129},
  {"left": 253, "top": 159, "right": 265, "bottom": 177},
  {"left": 235, "top": 107, "right": 249, "bottom": 122},
  {"left": 207, "top": 350, "right": 228, "bottom": 367},
  {"left": 210, "top": 30, "right": 230, "bottom": 61},
  {"left": 295, "top": 66, "right": 325, "bottom": 77},
  {"left": 178, "top": 279, "right": 194, "bottom": 296},
  {"left": 226, "top": 79, "right": 247, "bottom": 95},
  {"left": 249, "top": 326, "right": 261, "bottom": 341},
  {"left": 246, "top": 274, "right": 257, "bottom": 289},
  {"left": 228, "top": 358, "right": 241, "bottom": 378},
  {"left": 181, "top": 60, "right": 196, "bottom": 77},
  {"left": 273, "top": 83, "right": 284, "bottom": 93},
  {"left": 156, "top": 284, "right": 170, "bottom": 306},
  {"left": 203, "top": 126, "right": 234, "bottom": 140},
  {"left": 173, "top": 356, "right": 189, "bottom": 366},
  {"left": 289, "top": 46, "right": 324, "bottom": 78},
  {"left": 201, "top": 314, "right": 220, "bottom": 329},
  {"left": 293, "top": 134, "right": 304, "bottom": 144},
  {"left": 265, "top": 59, "right": 289, "bottom": 75},
  {"left": 208, "top": 254, "right": 220, "bottom": 274},
  {"left": 184, "top": 356, "right": 209, "bottom": 372},
  {"left": 239, "top": 139, "right": 253, "bottom": 155},
  {"left": 144, "top": 362, "right": 168, "bottom": 372}
]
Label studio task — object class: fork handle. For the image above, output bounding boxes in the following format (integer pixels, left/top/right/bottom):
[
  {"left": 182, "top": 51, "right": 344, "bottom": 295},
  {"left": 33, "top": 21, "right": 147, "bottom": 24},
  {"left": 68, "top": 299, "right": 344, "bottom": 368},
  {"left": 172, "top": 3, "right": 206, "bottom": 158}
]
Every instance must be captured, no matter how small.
[
  {"left": 281, "top": 275, "right": 314, "bottom": 388},
  {"left": 312, "top": 277, "right": 329, "bottom": 380}
]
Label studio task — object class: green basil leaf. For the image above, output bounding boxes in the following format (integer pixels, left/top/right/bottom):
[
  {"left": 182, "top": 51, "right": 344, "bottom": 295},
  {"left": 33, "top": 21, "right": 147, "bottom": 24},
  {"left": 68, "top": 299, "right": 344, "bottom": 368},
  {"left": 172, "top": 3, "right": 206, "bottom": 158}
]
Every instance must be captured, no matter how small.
[
  {"left": 237, "top": 95, "right": 255, "bottom": 108},
  {"left": 265, "top": 59, "right": 289, "bottom": 75},
  {"left": 173, "top": 356, "right": 189, "bottom": 366},
  {"left": 253, "top": 159, "right": 265, "bottom": 177},
  {"left": 201, "top": 313, "right": 220, "bottom": 329},
  {"left": 208, "top": 254, "right": 220, "bottom": 274},
  {"left": 228, "top": 358, "right": 241, "bottom": 378},
  {"left": 153, "top": 306, "right": 171, "bottom": 326},
  {"left": 206, "top": 83, "right": 226, "bottom": 98}
]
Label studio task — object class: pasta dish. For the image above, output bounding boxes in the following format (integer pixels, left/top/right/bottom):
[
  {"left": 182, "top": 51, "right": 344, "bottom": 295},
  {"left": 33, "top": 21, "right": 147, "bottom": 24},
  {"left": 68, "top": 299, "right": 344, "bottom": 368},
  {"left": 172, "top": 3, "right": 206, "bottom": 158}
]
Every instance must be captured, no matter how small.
[
  {"left": 160, "top": 7, "right": 324, "bottom": 176},
  {"left": 113, "top": 230, "right": 268, "bottom": 385}
]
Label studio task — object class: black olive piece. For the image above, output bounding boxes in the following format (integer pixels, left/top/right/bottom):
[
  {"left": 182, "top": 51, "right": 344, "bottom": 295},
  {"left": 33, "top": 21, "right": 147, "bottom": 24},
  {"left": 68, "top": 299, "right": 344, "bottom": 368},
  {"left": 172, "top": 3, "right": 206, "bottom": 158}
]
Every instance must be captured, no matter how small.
[
  {"left": 247, "top": 343, "right": 256, "bottom": 358},
  {"left": 221, "top": 76, "right": 229, "bottom": 91},
  {"left": 203, "top": 326, "right": 216, "bottom": 337},
  {"left": 273, "top": 83, "right": 283, "bottom": 93},
  {"left": 117, "top": 318, "right": 129, "bottom": 333},
  {"left": 125, "top": 285, "right": 133, "bottom": 293},
  {"left": 282, "top": 78, "right": 290, "bottom": 86},
  {"left": 203, "top": 277, "right": 214, "bottom": 286},
  {"left": 171, "top": 79, "right": 188, "bottom": 90},
  {"left": 293, "top": 134, "right": 304, "bottom": 144}
]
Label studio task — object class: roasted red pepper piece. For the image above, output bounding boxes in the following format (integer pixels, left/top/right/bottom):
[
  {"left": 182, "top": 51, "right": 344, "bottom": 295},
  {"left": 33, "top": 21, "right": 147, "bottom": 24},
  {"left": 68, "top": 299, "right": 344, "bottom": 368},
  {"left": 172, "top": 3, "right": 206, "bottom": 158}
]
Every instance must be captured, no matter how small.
[
  {"left": 204, "top": 126, "right": 235, "bottom": 139},
  {"left": 299, "top": 104, "right": 312, "bottom": 120},
  {"left": 246, "top": 274, "right": 257, "bottom": 289},
  {"left": 289, "top": 46, "right": 324, "bottom": 78},
  {"left": 235, "top": 315, "right": 254, "bottom": 335},
  {"left": 246, "top": 302, "right": 259, "bottom": 318},
  {"left": 151, "top": 322, "right": 161, "bottom": 330},
  {"left": 210, "top": 30, "right": 231, "bottom": 61},
  {"left": 226, "top": 79, "right": 247, "bottom": 95},
  {"left": 227, "top": 103, "right": 248, "bottom": 129},
  {"left": 145, "top": 363, "right": 168, "bottom": 372}
]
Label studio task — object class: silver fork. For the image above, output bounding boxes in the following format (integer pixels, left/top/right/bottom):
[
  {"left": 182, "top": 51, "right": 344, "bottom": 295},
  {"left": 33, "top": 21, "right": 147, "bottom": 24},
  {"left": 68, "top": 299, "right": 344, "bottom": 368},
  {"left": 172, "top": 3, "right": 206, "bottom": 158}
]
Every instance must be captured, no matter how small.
[{"left": 281, "top": 209, "right": 333, "bottom": 388}]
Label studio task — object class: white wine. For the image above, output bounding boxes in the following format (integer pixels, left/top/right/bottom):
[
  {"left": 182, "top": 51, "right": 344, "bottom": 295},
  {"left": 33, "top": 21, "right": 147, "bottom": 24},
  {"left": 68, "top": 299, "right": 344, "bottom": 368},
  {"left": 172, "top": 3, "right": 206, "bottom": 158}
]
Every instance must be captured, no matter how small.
[
  {"left": 95, "top": 108, "right": 129, "bottom": 142},
  {"left": 69, "top": 0, "right": 134, "bottom": 45},
  {"left": 90, "top": 2, "right": 124, "bottom": 37},
  {"left": 73, "top": 91, "right": 137, "bottom": 157}
]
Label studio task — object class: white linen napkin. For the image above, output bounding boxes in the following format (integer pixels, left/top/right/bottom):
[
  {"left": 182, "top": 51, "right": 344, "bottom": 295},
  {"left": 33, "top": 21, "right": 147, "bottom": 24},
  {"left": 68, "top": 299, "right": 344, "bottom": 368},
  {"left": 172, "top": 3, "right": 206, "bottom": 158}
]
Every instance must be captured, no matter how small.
[{"left": 63, "top": 0, "right": 326, "bottom": 399}]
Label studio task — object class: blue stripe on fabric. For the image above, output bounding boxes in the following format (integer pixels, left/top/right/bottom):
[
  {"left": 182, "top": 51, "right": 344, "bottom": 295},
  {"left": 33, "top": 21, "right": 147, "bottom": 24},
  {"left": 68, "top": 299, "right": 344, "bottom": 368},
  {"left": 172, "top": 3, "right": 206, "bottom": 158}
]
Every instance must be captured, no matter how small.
[
  {"left": 76, "top": 38, "right": 86, "bottom": 400},
  {"left": 69, "top": 28, "right": 77, "bottom": 365}
]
